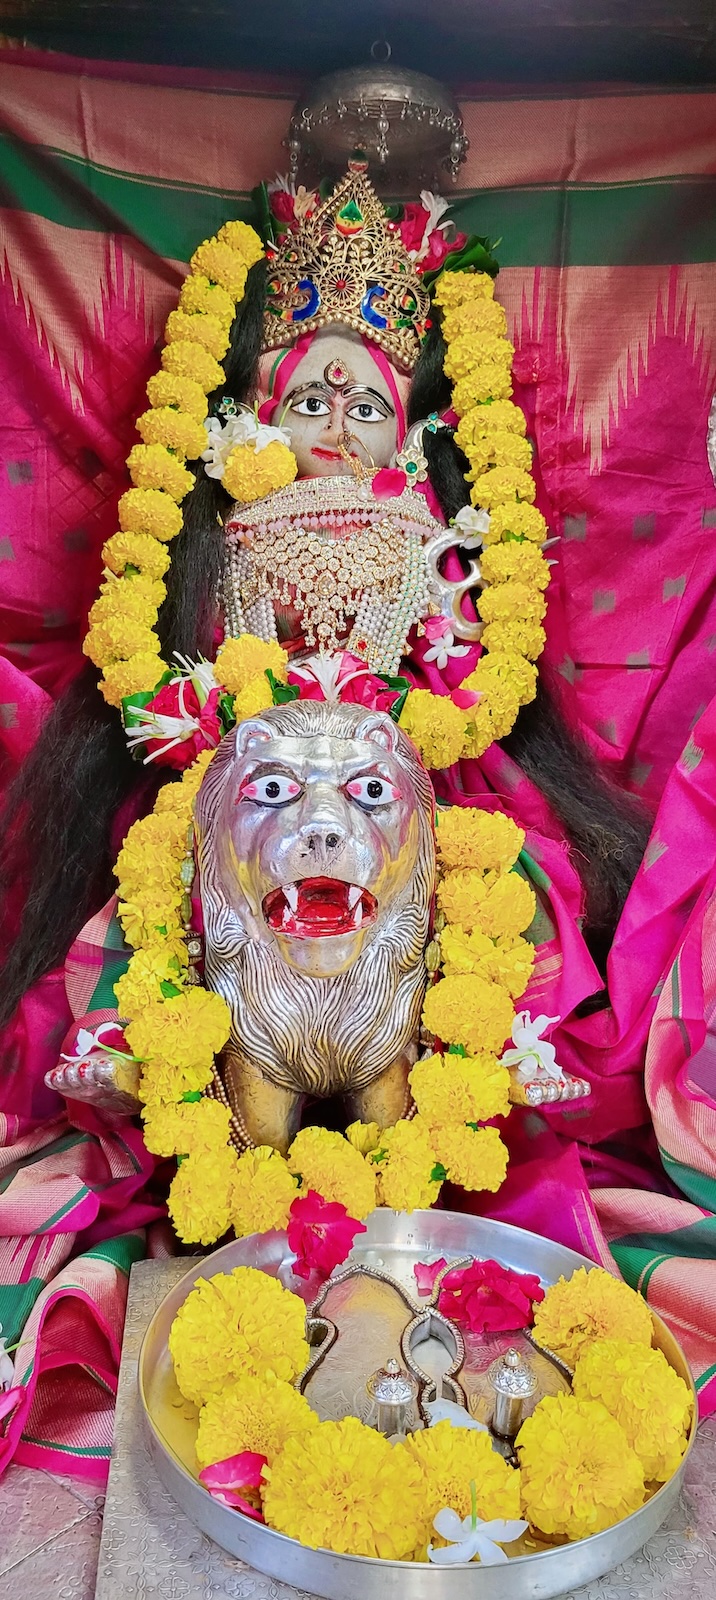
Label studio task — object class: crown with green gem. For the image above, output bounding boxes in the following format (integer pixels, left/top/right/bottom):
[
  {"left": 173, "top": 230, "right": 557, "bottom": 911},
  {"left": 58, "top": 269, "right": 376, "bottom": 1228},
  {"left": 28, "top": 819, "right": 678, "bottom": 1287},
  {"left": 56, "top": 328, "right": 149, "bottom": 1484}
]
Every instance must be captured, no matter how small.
[{"left": 262, "top": 161, "right": 431, "bottom": 373}]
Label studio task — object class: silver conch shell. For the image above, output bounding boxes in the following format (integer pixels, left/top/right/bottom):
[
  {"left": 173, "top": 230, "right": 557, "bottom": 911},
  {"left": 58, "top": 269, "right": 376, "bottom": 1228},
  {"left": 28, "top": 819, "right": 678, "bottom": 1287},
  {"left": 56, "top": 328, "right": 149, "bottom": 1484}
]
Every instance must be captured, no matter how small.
[{"left": 194, "top": 699, "right": 436, "bottom": 1151}]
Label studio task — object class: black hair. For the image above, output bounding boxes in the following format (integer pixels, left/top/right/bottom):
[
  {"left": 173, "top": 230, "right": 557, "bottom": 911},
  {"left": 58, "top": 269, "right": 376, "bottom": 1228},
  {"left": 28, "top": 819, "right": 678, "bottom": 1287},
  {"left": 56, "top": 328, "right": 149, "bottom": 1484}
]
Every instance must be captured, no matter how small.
[
  {"left": 0, "top": 268, "right": 648, "bottom": 1029},
  {"left": 409, "top": 320, "right": 651, "bottom": 971}
]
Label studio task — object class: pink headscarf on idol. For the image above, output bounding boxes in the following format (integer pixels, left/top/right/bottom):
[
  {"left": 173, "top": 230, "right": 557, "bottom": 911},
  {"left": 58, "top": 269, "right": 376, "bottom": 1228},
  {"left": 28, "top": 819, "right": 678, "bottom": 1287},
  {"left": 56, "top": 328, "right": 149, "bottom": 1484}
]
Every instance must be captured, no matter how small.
[{"left": 256, "top": 330, "right": 411, "bottom": 448}]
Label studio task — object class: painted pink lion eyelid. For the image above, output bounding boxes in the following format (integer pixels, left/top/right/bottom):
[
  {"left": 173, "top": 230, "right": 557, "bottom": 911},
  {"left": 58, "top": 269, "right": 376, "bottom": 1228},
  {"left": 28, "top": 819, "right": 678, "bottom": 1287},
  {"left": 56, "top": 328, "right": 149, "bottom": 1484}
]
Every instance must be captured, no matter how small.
[
  {"left": 346, "top": 778, "right": 400, "bottom": 801},
  {"left": 236, "top": 778, "right": 302, "bottom": 802}
]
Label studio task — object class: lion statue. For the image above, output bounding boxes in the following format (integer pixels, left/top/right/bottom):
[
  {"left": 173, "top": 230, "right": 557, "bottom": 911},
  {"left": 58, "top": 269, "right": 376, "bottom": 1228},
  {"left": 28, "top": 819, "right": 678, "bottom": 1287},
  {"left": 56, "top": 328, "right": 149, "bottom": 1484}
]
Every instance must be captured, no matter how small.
[{"left": 194, "top": 699, "right": 436, "bottom": 1153}]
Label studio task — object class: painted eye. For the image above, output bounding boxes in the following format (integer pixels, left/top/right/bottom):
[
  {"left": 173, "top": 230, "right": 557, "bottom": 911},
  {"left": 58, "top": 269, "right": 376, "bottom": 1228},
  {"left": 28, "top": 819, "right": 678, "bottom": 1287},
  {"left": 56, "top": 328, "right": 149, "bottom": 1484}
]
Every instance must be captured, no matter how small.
[
  {"left": 239, "top": 774, "right": 302, "bottom": 806},
  {"left": 346, "top": 401, "right": 386, "bottom": 423},
  {"left": 346, "top": 776, "right": 399, "bottom": 808},
  {"left": 291, "top": 396, "right": 331, "bottom": 416}
]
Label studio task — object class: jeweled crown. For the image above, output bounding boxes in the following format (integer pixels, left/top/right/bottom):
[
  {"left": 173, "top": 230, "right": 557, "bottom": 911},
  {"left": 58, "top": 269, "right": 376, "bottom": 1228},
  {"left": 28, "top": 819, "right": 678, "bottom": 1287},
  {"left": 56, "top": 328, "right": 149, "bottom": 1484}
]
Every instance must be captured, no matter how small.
[{"left": 263, "top": 162, "right": 431, "bottom": 372}]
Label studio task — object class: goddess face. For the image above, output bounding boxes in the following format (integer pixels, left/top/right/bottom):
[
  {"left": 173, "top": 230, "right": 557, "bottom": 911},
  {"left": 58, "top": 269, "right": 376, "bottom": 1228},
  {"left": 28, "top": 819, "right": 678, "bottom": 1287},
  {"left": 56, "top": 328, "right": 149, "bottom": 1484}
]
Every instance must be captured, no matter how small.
[{"left": 281, "top": 329, "right": 400, "bottom": 478}]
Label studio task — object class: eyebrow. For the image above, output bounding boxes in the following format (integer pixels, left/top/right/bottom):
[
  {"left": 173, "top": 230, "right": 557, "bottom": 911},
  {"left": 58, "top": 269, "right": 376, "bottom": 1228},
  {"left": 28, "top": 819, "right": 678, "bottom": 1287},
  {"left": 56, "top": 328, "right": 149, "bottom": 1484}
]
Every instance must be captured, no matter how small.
[{"left": 285, "top": 380, "right": 394, "bottom": 414}]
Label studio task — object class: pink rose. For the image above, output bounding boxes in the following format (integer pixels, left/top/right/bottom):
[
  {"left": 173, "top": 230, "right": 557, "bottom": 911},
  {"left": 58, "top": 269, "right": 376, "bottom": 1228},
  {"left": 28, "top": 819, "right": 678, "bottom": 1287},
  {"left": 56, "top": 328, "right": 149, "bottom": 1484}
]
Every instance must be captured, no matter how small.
[
  {"left": 424, "top": 616, "right": 451, "bottom": 642},
  {"left": 287, "top": 1190, "right": 366, "bottom": 1282},
  {"left": 398, "top": 202, "right": 431, "bottom": 256},
  {"left": 414, "top": 1257, "right": 448, "bottom": 1297},
  {"left": 372, "top": 466, "right": 407, "bottom": 499},
  {"left": 420, "top": 228, "right": 468, "bottom": 273},
  {"left": 199, "top": 1451, "right": 267, "bottom": 1519},
  {"left": 437, "top": 1258, "right": 545, "bottom": 1335},
  {"left": 141, "top": 681, "right": 221, "bottom": 770}
]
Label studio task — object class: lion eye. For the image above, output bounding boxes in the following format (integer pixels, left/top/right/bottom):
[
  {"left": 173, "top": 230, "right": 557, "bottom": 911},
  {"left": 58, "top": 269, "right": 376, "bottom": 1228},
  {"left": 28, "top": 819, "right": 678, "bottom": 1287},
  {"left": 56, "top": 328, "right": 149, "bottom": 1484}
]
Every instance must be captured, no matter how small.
[
  {"left": 239, "top": 774, "right": 302, "bottom": 806},
  {"left": 346, "top": 776, "right": 399, "bottom": 808}
]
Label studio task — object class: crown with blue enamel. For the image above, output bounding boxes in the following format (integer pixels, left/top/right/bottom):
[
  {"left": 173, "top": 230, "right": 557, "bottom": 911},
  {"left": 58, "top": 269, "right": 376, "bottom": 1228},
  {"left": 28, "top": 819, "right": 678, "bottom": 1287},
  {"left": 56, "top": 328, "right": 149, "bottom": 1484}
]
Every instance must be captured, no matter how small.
[{"left": 263, "top": 161, "right": 431, "bottom": 372}]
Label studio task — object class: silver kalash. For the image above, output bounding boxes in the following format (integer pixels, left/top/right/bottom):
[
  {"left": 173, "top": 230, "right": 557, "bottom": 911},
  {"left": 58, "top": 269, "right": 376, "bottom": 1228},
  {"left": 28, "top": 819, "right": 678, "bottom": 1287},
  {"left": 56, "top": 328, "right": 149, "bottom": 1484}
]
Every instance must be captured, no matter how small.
[{"left": 194, "top": 698, "right": 436, "bottom": 1152}]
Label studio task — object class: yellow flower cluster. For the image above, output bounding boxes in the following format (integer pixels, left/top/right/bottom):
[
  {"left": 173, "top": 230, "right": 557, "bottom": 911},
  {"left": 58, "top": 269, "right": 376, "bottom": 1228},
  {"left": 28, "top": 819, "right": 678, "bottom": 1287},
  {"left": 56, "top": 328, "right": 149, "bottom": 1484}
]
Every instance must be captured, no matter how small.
[
  {"left": 82, "top": 216, "right": 293, "bottom": 707},
  {"left": 532, "top": 1266, "right": 654, "bottom": 1367},
  {"left": 433, "top": 268, "right": 551, "bottom": 757},
  {"left": 287, "top": 1126, "right": 377, "bottom": 1218},
  {"left": 213, "top": 633, "right": 288, "bottom": 721},
  {"left": 169, "top": 1265, "right": 309, "bottom": 1407},
  {"left": 517, "top": 1392, "right": 645, "bottom": 1541},
  {"left": 374, "top": 1116, "right": 443, "bottom": 1212},
  {"left": 196, "top": 1372, "right": 318, "bottom": 1471},
  {"left": 405, "top": 1418, "right": 520, "bottom": 1524},
  {"left": 398, "top": 688, "right": 467, "bottom": 770},
  {"left": 222, "top": 436, "right": 298, "bottom": 505},
  {"left": 573, "top": 1338, "right": 692, "bottom": 1482},
  {"left": 231, "top": 1146, "right": 299, "bottom": 1238}
]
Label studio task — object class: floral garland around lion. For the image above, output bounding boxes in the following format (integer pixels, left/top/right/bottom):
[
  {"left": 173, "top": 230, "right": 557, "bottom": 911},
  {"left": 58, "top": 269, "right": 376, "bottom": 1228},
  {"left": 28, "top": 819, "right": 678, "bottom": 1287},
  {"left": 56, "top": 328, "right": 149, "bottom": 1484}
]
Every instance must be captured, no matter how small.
[{"left": 78, "top": 198, "right": 554, "bottom": 1246}]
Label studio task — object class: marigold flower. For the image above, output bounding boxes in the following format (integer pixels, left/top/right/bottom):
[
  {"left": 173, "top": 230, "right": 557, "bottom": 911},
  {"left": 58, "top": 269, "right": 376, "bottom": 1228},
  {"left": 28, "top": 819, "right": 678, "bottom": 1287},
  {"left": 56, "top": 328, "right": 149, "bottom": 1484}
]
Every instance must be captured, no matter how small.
[
  {"left": 478, "top": 581, "right": 546, "bottom": 626},
  {"left": 287, "top": 1126, "right": 376, "bottom": 1218},
  {"left": 344, "top": 1120, "right": 382, "bottom": 1156},
  {"left": 399, "top": 689, "right": 466, "bottom": 770},
  {"left": 136, "top": 406, "right": 209, "bottom": 461},
  {"left": 114, "top": 944, "right": 186, "bottom": 1015},
  {"left": 231, "top": 1146, "right": 298, "bottom": 1237},
  {"left": 196, "top": 1374, "right": 318, "bottom": 1471},
  {"left": 455, "top": 400, "right": 527, "bottom": 452},
  {"left": 214, "top": 634, "right": 287, "bottom": 694},
  {"left": 471, "top": 465, "right": 536, "bottom": 509},
  {"left": 480, "top": 542, "right": 550, "bottom": 590},
  {"left": 233, "top": 675, "right": 274, "bottom": 721},
  {"left": 431, "top": 1122, "right": 509, "bottom": 1192},
  {"left": 405, "top": 1419, "right": 521, "bottom": 1526},
  {"left": 161, "top": 339, "right": 225, "bottom": 393},
  {"left": 222, "top": 438, "right": 298, "bottom": 503},
  {"left": 164, "top": 308, "right": 230, "bottom": 362},
  {"left": 463, "top": 652, "right": 538, "bottom": 708},
  {"left": 481, "top": 618, "right": 546, "bottom": 661},
  {"left": 573, "top": 1338, "right": 692, "bottom": 1482},
  {"left": 146, "top": 368, "right": 209, "bottom": 425},
  {"left": 90, "top": 571, "right": 165, "bottom": 623},
  {"left": 516, "top": 1393, "right": 645, "bottom": 1541},
  {"left": 126, "top": 986, "right": 230, "bottom": 1077},
  {"left": 216, "top": 219, "right": 265, "bottom": 265},
  {"left": 433, "top": 270, "right": 495, "bottom": 311},
  {"left": 100, "top": 651, "right": 167, "bottom": 707},
  {"left": 179, "top": 272, "right": 236, "bottom": 327},
  {"left": 190, "top": 239, "right": 249, "bottom": 300},
  {"left": 169, "top": 1265, "right": 309, "bottom": 1405},
  {"left": 444, "top": 332, "right": 514, "bottom": 385},
  {"left": 410, "top": 1049, "right": 510, "bottom": 1125},
  {"left": 142, "top": 1096, "right": 232, "bottom": 1160},
  {"left": 168, "top": 1146, "right": 237, "bottom": 1246},
  {"left": 83, "top": 616, "right": 161, "bottom": 669},
  {"left": 262, "top": 1416, "right": 426, "bottom": 1560},
  {"left": 118, "top": 485, "right": 184, "bottom": 542},
  {"left": 533, "top": 1266, "right": 654, "bottom": 1367},
  {"left": 441, "top": 296, "right": 507, "bottom": 343},
  {"left": 478, "top": 873, "right": 536, "bottom": 940},
  {"left": 440, "top": 926, "right": 534, "bottom": 999},
  {"left": 436, "top": 807, "right": 524, "bottom": 874},
  {"left": 375, "top": 1116, "right": 441, "bottom": 1211},
  {"left": 437, "top": 867, "right": 487, "bottom": 928},
  {"left": 422, "top": 972, "right": 514, "bottom": 1054},
  {"left": 452, "top": 367, "right": 513, "bottom": 414},
  {"left": 102, "top": 531, "right": 172, "bottom": 581},
  {"left": 127, "top": 442, "right": 195, "bottom": 503},
  {"left": 485, "top": 501, "right": 547, "bottom": 544}
]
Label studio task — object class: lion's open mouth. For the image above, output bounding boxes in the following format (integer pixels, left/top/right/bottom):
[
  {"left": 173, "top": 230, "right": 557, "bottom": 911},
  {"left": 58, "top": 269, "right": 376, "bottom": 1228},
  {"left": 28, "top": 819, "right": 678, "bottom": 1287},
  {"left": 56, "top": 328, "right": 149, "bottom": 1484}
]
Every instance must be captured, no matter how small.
[{"left": 262, "top": 877, "right": 378, "bottom": 939}]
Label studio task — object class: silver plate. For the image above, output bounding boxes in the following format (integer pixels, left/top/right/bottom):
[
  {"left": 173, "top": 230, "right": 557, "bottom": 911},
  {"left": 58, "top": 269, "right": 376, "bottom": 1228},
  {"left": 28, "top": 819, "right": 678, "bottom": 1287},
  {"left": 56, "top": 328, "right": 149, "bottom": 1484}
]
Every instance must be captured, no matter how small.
[{"left": 139, "top": 1209, "right": 696, "bottom": 1600}]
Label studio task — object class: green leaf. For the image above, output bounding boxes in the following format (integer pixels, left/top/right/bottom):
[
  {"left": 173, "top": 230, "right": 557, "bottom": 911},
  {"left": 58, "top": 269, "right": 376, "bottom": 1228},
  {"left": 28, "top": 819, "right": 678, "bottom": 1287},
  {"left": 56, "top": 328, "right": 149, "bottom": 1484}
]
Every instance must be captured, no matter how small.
[
  {"left": 430, "top": 1162, "right": 448, "bottom": 1184},
  {"left": 424, "top": 234, "right": 501, "bottom": 293},
  {"left": 250, "top": 180, "right": 275, "bottom": 247},
  {"left": 447, "top": 1043, "right": 467, "bottom": 1057},
  {"left": 268, "top": 669, "right": 300, "bottom": 705},
  {"left": 160, "top": 980, "right": 182, "bottom": 999},
  {"left": 181, "top": 1090, "right": 203, "bottom": 1103},
  {"left": 377, "top": 671, "right": 410, "bottom": 723},
  {"left": 217, "top": 690, "right": 237, "bottom": 734}
]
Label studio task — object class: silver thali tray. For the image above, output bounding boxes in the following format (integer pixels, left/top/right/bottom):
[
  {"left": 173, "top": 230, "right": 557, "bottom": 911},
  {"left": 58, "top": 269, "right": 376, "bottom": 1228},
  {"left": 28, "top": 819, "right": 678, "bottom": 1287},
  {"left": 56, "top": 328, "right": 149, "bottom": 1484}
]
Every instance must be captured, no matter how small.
[{"left": 139, "top": 1208, "right": 696, "bottom": 1600}]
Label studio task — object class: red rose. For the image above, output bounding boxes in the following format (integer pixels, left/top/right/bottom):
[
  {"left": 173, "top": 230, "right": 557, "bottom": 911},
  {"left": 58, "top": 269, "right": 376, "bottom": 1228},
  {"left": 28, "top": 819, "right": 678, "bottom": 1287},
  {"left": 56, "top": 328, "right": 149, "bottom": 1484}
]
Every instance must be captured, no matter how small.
[
  {"left": 270, "top": 190, "right": 297, "bottom": 226},
  {"left": 437, "top": 1258, "right": 545, "bottom": 1334},
  {"left": 141, "top": 681, "right": 221, "bottom": 770},
  {"left": 414, "top": 1257, "right": 448, "bottom": 1298},
  {"left": 287, "top": 1189, "right": 366, "bottom": 1282},
  {"left": 372, "top": 466, "right": 407, "bottom": 499}
]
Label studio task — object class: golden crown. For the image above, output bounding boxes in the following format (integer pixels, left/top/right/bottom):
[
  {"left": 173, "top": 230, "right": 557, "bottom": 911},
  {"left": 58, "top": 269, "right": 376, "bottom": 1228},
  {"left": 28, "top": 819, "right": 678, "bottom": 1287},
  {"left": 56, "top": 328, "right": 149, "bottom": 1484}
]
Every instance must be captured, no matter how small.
[{"left": 263, "top": 162, "right": 431, "bottom": 372}]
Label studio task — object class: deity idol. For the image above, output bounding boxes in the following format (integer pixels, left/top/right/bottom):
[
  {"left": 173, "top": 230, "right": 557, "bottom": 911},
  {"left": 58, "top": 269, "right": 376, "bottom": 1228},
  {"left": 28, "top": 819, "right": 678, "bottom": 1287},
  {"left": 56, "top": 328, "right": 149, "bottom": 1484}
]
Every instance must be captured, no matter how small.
[{"left": 3, "top": 157, "right": 716, "bottom": 1423}]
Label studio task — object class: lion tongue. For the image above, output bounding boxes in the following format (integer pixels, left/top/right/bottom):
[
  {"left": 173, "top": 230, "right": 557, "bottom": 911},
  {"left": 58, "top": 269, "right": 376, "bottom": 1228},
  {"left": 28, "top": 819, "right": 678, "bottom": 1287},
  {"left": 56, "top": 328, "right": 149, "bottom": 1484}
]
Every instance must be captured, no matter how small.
[{"left": 293, "top": 877, "right": 350, "bottom": 932}]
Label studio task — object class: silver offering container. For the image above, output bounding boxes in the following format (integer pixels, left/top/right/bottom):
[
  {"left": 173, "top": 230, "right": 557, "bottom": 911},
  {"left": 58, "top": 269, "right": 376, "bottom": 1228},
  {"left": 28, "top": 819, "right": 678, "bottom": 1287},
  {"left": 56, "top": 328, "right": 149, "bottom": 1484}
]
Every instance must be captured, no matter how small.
[{"left": 139, "top": 1209, "right": 696, "bottom": 1600}]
